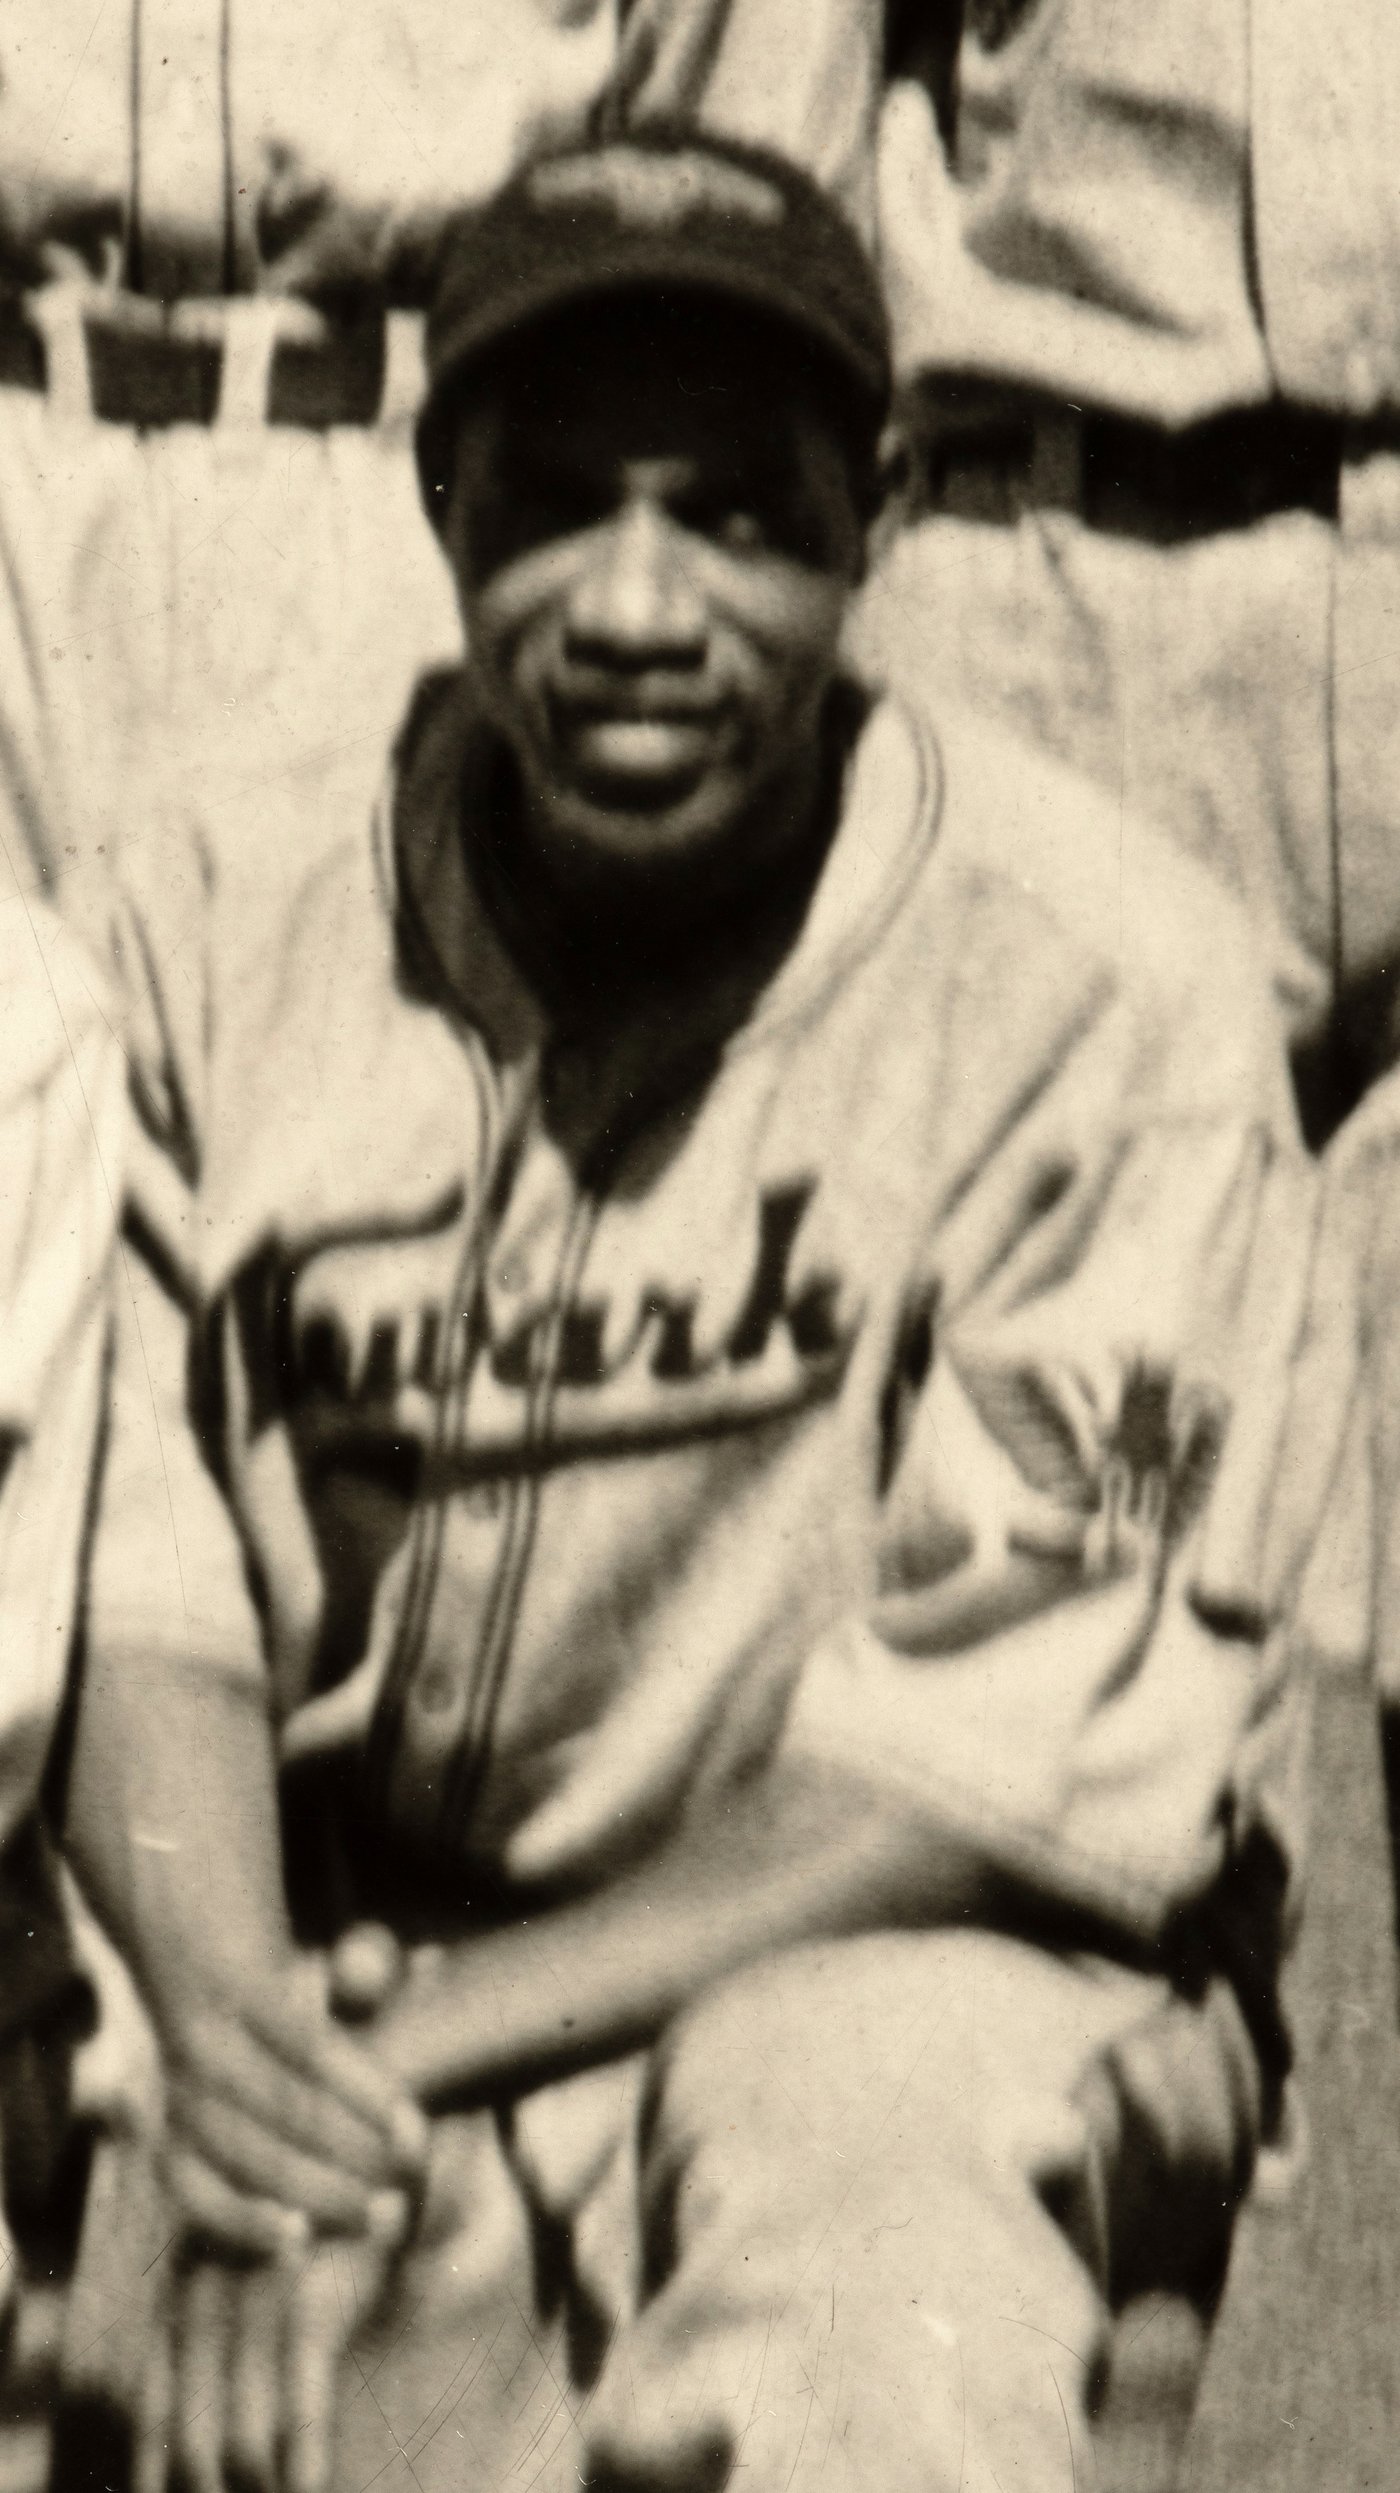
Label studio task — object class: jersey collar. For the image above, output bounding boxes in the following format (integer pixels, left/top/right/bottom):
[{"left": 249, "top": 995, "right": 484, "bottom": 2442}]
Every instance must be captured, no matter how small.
[{"left": 379, "top": 667, "right": 942, "bottom": 1077}]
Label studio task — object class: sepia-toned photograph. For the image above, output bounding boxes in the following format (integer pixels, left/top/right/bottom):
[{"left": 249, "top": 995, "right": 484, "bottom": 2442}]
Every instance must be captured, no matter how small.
[{"left": 0, "top": 5, "right": 1392, "bottom": 2488}]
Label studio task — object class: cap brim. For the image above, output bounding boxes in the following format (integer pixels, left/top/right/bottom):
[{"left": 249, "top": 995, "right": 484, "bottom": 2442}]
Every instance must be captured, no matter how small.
[{"left": 418, "top": 227, "right": 885, "bottom": 499}]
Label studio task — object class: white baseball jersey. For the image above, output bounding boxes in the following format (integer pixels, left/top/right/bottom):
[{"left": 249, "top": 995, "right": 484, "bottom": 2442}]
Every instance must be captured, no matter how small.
[{"left": 91, "top": 673, "right": 1351, "bottom": 2005}]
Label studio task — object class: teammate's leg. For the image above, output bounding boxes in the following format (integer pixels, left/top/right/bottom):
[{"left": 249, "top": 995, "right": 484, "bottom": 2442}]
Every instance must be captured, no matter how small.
[{"left": 583, "top": 1929, "right": 1265, "bottom": 2493}]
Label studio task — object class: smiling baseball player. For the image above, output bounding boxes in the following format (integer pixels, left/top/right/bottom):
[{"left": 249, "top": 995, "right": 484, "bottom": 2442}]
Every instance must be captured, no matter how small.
[{"left": 68, "top": 127, "right": 1351, "bottom": 2493}]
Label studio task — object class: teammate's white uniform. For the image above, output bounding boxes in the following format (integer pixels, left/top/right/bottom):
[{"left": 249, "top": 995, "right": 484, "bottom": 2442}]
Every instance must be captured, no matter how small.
[
  {"left": 85, "top": 670, "right": 1352, "bottom": 2491},
  {"left": 0, "top": 893, "right": 127, "bottom": 2322}
]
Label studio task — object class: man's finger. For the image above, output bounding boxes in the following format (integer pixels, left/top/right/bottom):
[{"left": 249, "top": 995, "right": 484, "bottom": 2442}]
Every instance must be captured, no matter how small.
[
  {"left": 186, "top": 2012, "right": 402, "bottom": 2184},
  {"left": 284, "top": 2246, "right": 354, "bottom": 2493},
  {"left": 166, "top": 2146, "right": 311, "bottom": 2262},
  {"left": 170, "top": 2259, "right": 234, "bottom": 2493},
  {"left": 226, "top": 2256, "right": 296, "bottom": 2493},
  {"left": 249, "top": 1990, "right": 429, "bottom": 2175},
  {"left": 176, "top": 2091, "right": 382, "bottom": 2235},
  {"left": 133, "top": 2296, "right": 174, "bottom": 2493}
]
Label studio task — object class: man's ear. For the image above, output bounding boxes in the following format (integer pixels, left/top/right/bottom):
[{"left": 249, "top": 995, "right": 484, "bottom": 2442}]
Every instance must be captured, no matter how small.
[{"left": 862, "top": 418, "right": 916, "bottom": 577}]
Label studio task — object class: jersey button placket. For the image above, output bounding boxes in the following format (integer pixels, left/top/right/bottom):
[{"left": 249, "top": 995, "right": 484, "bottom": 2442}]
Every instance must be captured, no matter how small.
[{"left": 409, "top": 1477, "right": 508, "bottom": 1722}]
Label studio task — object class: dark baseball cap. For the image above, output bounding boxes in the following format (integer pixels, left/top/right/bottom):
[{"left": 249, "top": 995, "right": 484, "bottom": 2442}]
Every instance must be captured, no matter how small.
[{"left": 416, "top": 125, "right": 892, "bottom": 524}]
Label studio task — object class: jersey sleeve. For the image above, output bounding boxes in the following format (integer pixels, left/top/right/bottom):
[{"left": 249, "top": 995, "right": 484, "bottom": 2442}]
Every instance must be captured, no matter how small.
[
  {"left": 86, "top": 1197, "right": 268, "bottom": 1700},
  {"left": 0, "top": 902, "right": 125, "bottom": 1852},
  {"left": 779, "top": 1003, "right": 1355, "bottom": 1950},
  {"left": 82, "top": 786, "right": 274, "bottom": 1700}
]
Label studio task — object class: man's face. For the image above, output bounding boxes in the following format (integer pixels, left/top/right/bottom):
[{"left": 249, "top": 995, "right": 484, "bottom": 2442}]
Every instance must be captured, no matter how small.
[{"left": 445, "top": 304, "right": 866, "bottom": 870}]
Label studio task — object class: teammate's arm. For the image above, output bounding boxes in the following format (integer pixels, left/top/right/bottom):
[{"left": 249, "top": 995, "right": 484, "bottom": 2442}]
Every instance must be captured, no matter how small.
[
  {"left": 69, "top": 1642, "right": 425, "bottom": 2251},
  {"left": 361, "top": 1756, "right": 1017, "bottom": 2107}
]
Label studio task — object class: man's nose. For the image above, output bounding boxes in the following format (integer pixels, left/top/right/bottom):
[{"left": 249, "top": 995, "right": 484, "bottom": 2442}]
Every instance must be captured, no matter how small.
[{"left": 564, "top": 502, "right": 707, "bottom": 670}]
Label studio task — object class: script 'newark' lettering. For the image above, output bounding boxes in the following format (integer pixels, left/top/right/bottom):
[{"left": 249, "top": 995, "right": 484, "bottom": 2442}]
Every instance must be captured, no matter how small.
[{"left": 223, "top": 1181, "right": 858, "bottom": 1450}]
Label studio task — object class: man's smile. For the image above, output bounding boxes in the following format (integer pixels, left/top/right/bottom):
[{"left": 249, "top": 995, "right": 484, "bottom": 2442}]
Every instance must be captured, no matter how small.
[{"left": 547, "top": 691, "right": 734, "bottom": 790}]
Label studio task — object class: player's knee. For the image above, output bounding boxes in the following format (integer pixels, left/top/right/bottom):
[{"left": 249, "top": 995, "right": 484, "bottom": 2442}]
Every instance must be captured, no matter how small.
[
  {"left": 638, "top": 1932, "right": 988, "bottom": 2292},
  {"left": 648, "top": 1928, "right": 997, "bottom": 2161}
]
